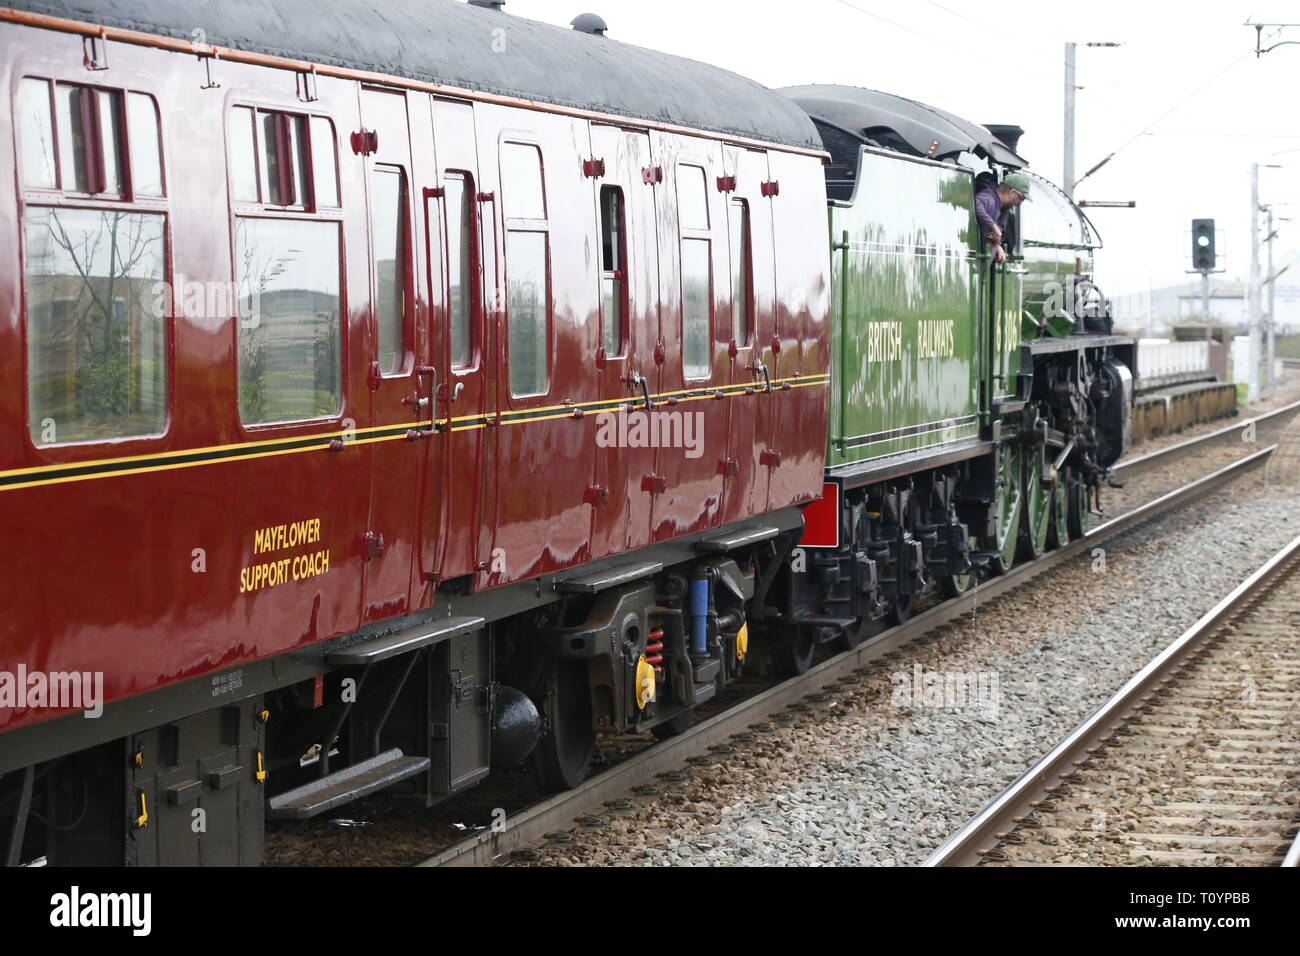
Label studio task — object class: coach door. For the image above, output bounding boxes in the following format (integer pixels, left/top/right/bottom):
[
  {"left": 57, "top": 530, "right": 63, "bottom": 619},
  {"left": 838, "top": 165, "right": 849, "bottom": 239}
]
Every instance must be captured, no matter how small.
[
  {"left": 648, "top": 137, "right": 729, "bottom": 542},
  {"left": 428, "top": 97, "right": 497, "bottom": 587},
  {"left": 719, "top": 145, "right": 775, "bottom": 525},
  {"left": 358, "top": 87, "right": 428, "bottom": 623},
  {"left": 588, "top": 124, "right": 659, "bottom": 557}
]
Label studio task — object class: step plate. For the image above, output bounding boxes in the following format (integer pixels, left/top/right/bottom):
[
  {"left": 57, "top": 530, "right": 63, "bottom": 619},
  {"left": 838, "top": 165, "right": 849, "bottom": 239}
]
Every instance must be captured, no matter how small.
[
  {"left": 555, "top": 561, "right": 663, "bottom": 594},
  {"left": 694, "top": 526, "right": 780, "bottom": 553},
  {"left": 267, "top": 748, "right": 431, "bottom": 821},
  {"left": 326, "top": 615, "right": 486, "bottom": 667}
]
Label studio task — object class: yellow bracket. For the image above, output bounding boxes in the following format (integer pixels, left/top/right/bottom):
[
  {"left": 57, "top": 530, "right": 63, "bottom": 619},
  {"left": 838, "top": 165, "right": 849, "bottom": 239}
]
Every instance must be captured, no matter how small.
[
  {"left": 135, "top": 791, "right": 148, "bottom": 829},
  {"left": 256, "top": 751, "right": 267, "bottom": 783},
  {"left": 735, "top": 623, "right": 749, "bottom": 661},
  {"left": 635, "top": 655, "right": 656, "bottom": 710}
]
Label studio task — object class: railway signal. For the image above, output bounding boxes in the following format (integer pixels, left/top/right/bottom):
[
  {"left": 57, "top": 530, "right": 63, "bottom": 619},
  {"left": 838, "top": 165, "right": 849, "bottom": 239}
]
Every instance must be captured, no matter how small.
[{"left": 1191, "top": 218, "right": 1216, "bottom": 272}]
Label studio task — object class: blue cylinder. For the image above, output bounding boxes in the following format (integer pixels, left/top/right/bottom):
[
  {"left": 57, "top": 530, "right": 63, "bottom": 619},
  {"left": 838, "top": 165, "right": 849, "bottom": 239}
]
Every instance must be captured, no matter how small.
[{"left": 689, "top": 576, "right": 711, "bottom": 655}]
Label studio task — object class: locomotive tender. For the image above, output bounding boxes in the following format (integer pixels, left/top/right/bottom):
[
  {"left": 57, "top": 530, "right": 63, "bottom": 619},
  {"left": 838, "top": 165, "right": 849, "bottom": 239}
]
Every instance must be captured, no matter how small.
[{"left": 0, "top": 0, "right": 1131, "bottom": 866}]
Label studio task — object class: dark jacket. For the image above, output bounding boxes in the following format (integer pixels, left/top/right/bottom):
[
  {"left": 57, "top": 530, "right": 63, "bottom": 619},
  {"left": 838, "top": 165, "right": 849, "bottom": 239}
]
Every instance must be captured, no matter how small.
[{"left": 974, "top": 179, "right": 1009, "bottom": 242}]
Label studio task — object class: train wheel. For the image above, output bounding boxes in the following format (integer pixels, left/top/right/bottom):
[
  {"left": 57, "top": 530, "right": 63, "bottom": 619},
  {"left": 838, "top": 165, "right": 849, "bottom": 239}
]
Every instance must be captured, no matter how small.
[
  {"left": 989, "top": 442, "right": 1022, "bottom": 575},
  {"left": 888, "top": 594, "right": 913, "bottom": 625},
  {"left": 1019, "top": 441, "right": 1050, "bottom": 561},
  {"left": 781, "top": 625, "right": 818, "bottom": 675},
  {"left": 1067, "top": 470, "right": 1091, "bottom": 539},
  {"left": 650, "top": 707, "right": 696, "bottom": 740},
  {"left": 940, "top": 572, "right": 975, "bottom": 598},
  {"left": 531, "top": 661, "right": 595, "bottom": 791},
  {"left": 1047, "top": 468, "right": 1071, "bottom": 549},
  {"left": 769, "top": 623, "right": 817, "bottom": 676}
]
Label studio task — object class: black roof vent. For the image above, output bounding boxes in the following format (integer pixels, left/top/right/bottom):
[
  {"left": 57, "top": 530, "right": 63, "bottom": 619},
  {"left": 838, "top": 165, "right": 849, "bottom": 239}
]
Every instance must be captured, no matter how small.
[
  {"left": 571, "top": 13, "right": 608, "bottom": 35},
  {"left": 468, "top": 0, "right": 504, "bottom": 9},
  {"left": 984, "top": 124, "right": 1024, "bottom": 154}
]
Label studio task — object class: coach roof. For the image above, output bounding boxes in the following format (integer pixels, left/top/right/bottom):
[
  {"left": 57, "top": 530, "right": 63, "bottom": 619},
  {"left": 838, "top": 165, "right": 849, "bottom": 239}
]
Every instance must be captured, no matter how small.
[{"left": 8, "top": 0, "right": 823, "bottom": 152}]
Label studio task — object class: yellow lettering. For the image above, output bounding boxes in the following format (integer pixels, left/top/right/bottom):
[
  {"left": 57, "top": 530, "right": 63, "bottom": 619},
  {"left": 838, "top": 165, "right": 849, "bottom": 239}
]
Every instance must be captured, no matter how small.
[{"left": 242, "top": 520, "right": 327, "bottom": 595}]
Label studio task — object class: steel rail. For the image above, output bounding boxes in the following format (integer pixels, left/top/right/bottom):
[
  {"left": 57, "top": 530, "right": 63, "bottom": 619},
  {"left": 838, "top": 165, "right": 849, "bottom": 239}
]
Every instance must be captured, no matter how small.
[
  {"left": 924, "top": 525, "right": 1300, "bottom": 867},
  {"left": 422, "top": 445, "right": 1277, "bottom": 867},
  {"left": 1283, "top": 829, "right": 1300, "bottom": 868}
]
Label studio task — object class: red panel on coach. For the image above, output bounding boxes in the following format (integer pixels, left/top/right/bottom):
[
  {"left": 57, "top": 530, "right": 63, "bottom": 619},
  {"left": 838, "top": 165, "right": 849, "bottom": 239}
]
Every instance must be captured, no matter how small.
[{"left": 798, "top": 483, "right": 839, "bottom": 549}]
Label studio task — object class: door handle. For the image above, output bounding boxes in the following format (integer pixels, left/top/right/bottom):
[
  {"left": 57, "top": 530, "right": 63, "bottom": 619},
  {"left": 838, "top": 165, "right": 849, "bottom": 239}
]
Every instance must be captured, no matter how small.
[{"left": 627, "top": 373, "right": 652, "bottom": 411}]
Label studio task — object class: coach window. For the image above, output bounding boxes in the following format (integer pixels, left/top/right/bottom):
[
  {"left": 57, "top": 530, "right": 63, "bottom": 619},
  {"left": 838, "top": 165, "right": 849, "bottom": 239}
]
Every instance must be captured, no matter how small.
[
  {"left": 19, "top": 79, "right": 168, "bottom": 445},
  {"left": 230, "top": 105, "right": 343, "bottom": 425},
  {"left": 55, "top": 84, "right": 123, "bottom": 196},
  {"left": 262, "top": 112, "right": 305, "bottom": 206},
  {"left": 228, "top": 106, "right": 339, "bottom": 212},
  {"left": 728, "top": 199, "right": 753, "bottom": 348},
  {"left": 678, "top": 164, "right": 712, "bottom": 380},
  {"left": 444, "top": 173, "right": 476, "bottom": 369},
  {"left": 310, "top": 117, "right": 339, "bottom": 208},
  {"left": 599, "top": 185, "right": 626, "bottom": 357},
  {"left": 371, "top": 166, "right": 409, "bottom": 374},
  {"left": 229, "top": 107, "right": 260, "bottom": 202},
  {"left": 127, "top": 94, "right": 164, "bottom": 197},
  {"left": 501, "top": 143, "right": 550, "bottom": 397},
  {"left": 234, "top": 219, "right": 342, "bottom": 424},
  {"left": 18, "top": 78, "right": 56, "bottom": 189},
  {"left": 424, "top": 186, "right": 446, "bottom": 365}
]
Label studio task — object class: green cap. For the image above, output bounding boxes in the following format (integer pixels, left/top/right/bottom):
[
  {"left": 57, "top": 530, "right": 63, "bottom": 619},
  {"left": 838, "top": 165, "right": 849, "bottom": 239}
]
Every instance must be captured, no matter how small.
[{"left": 1001, "top": 171, "right": 1032, "bottom": 201}]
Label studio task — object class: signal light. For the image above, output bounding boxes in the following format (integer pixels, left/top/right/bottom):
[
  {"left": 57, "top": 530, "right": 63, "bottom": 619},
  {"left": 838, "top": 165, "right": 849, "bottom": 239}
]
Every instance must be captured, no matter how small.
[{"left": 1191, "top": 218, "right": 1216, "bottom": 272}]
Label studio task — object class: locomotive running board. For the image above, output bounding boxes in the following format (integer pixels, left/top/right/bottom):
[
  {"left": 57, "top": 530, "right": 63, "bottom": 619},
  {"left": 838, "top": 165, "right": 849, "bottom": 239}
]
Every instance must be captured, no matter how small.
[
  {"left": 326, "top": 615, "right": 487, "bottom": 666},
  {"left": 828, "top": 439, "right": 991, "bottom": 491},
  {"left": 555, "top": 561, "right": 663, "bottom": 594},
  {"left": 267, "top": 748, "right": 431, "bottom": 821},
  {"left": 694, "top": 526, "right": 781, "bottom": 552}
]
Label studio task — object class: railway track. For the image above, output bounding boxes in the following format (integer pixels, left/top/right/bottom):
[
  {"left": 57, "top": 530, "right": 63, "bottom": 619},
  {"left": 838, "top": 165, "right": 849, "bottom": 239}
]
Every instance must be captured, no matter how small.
[
  {"left": 926, "top": 532, "right": 1300, "bottom": 867},
  {"left": 422, "top": 443, "right": 1281, "bottom": 867}
]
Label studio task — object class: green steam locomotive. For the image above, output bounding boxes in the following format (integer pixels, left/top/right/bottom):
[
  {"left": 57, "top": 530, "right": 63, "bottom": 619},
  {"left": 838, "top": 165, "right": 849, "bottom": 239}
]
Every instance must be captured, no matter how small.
[{"left": 770, "top": 85, "right": 1135, "bottom": 673}]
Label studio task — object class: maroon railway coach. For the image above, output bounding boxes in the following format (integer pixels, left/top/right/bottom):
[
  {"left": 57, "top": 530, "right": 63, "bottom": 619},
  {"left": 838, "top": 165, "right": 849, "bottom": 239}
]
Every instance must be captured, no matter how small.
[{"left": 0, "top": 0, "right": 830, "bottom": 864}]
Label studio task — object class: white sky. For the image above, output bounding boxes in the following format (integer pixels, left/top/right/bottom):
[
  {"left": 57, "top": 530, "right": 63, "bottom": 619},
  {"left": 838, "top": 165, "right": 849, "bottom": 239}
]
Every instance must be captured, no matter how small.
[{"left": 503, "top": 0, "right": 1300, "bottom": 297}]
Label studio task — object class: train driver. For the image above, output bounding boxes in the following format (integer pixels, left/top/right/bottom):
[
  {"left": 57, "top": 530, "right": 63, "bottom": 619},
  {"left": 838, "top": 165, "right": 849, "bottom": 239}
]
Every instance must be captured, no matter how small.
[{"left": 975, "top": 171, "right": 1032, "bottom": 265}]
